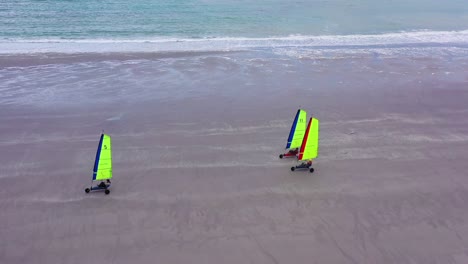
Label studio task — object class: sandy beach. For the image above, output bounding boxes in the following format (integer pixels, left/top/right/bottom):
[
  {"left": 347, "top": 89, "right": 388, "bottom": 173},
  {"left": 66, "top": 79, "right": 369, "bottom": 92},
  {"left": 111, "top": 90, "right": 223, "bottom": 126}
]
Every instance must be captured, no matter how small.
[{"left": 1, "top": 51, "right": 468, "bottom": 263}]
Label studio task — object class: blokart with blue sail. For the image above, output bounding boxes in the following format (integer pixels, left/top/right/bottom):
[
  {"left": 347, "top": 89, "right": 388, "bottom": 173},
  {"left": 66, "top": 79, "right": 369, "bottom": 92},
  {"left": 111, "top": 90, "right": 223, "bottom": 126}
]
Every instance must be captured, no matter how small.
[
  {"left": 85, "top": 133, "right": 113, "bottom": 195},
  {"left": 279, "top": 109, "right": 307, "bottom": 159}
]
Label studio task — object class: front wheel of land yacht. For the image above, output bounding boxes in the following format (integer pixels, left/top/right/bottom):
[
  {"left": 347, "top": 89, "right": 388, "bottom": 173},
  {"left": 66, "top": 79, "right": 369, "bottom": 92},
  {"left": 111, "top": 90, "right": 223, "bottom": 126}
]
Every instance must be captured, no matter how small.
[
  {"left": 279, "top": 154, "right": 283, "bottom": 159},
  {"left": 105, "top": 189, "right": 110, "bottom": 195},
  {"left": 309, "top": 168, "right": 314, "bottom": 173},
  {"left": 291, "top": 167, "right": 295, "bottom": 171},
  {"left": 85, "top": 188, "right": 90, "bottom": 193}
]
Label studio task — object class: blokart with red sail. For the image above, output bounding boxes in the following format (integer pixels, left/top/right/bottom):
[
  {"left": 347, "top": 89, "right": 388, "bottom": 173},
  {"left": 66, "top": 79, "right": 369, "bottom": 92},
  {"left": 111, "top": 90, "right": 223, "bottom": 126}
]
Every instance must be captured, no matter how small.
[{"left": 291, "top": 117, "right": 319, "bottom": 173}]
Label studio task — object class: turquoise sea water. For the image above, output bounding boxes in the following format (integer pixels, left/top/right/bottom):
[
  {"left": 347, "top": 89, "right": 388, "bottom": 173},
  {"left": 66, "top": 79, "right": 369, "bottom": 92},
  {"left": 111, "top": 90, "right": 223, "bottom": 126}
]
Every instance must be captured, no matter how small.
[
  {"left": 1, "top": 0, "right": 468, "bottom": 39},
  {"left": 0, "top": 0, "right": 468, "bottom": 54},
  {"left": 0, "top": 0, "right": 467, "bottom": 54}
]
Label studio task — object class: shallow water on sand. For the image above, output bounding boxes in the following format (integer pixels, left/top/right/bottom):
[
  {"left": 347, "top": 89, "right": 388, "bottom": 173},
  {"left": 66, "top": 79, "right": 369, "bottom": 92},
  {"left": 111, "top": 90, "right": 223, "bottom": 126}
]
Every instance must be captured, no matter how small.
[{"left": 1, "top": 51, "right": 468, "bottom": 263}]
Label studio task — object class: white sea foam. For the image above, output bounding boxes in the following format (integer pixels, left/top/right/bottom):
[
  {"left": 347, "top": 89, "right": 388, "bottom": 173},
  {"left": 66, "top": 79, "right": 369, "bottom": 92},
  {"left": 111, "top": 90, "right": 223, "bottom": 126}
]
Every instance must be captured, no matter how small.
[{"left": 1, "top": 30, "right": 467, "bottom": 54}]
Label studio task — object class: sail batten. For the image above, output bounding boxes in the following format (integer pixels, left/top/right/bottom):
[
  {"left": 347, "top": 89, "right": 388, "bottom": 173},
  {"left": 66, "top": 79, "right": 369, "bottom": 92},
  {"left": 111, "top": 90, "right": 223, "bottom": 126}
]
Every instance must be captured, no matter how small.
[{"left": 92, "top": 134, "right": 112, "bottom": 181}]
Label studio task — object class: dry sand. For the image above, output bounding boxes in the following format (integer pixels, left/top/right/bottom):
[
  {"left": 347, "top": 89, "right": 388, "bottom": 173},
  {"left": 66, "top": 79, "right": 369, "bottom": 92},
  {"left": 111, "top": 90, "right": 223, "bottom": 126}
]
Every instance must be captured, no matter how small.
[{"left": 1, "top": 52, "right": 468, "bottom": 263}]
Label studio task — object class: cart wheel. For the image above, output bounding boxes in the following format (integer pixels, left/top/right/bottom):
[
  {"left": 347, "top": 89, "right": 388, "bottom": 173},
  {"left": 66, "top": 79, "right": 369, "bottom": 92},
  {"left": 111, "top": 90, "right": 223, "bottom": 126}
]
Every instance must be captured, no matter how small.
[
  {"left": 291, "top": 167, "right": 295, "bottom": 171},
  {"left": 279, "top": 154, "right": 284, "bottom": 159},
  {"left": 309, "top": 168, "right": 314, "bottom": 173},
  {"left": 85, "top": 188, "right": 90, "bottom": 193},
  {"left": 105, "top": 189, "right": 110, "bottom": 195}
]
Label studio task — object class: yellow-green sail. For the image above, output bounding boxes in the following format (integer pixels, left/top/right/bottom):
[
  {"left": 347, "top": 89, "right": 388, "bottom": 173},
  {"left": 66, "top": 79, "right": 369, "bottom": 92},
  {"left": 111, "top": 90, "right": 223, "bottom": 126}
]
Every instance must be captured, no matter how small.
[
  {"left": 286, "top": 109, "right": 307, "bottom": 149},
  {"left": 92, "top": 134, "right": 112, "bottom": 181},
  {"left": 298, "top": 118, "right": 319, "bottom": 161}
]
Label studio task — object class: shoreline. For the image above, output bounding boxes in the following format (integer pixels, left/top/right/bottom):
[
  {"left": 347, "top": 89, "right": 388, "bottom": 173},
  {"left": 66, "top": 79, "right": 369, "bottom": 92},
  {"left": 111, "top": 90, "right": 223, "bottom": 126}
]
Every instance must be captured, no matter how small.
[{"left": 1, "top": 29, "right": 468, "bottom": 55}]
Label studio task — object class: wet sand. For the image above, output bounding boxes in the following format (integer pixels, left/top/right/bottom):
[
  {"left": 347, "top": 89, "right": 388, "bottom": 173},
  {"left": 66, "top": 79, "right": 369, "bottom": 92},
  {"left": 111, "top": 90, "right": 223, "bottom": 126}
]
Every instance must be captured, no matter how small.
[{"left": 1, "top": 52, "right": 468, "bottom": 263}]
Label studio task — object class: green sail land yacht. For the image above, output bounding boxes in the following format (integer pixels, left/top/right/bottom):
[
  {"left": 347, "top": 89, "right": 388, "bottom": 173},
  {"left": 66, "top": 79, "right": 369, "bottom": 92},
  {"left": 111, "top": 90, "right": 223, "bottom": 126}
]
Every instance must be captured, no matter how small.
[
  {"left": 85, "top": 133, "right": 113, "bottom": 195},
  {"left": 279, "top": 109, "right": 307, "bottom": 159},
  {"left": 291, "top": 117, "right": 319, "bottom": 173}
]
